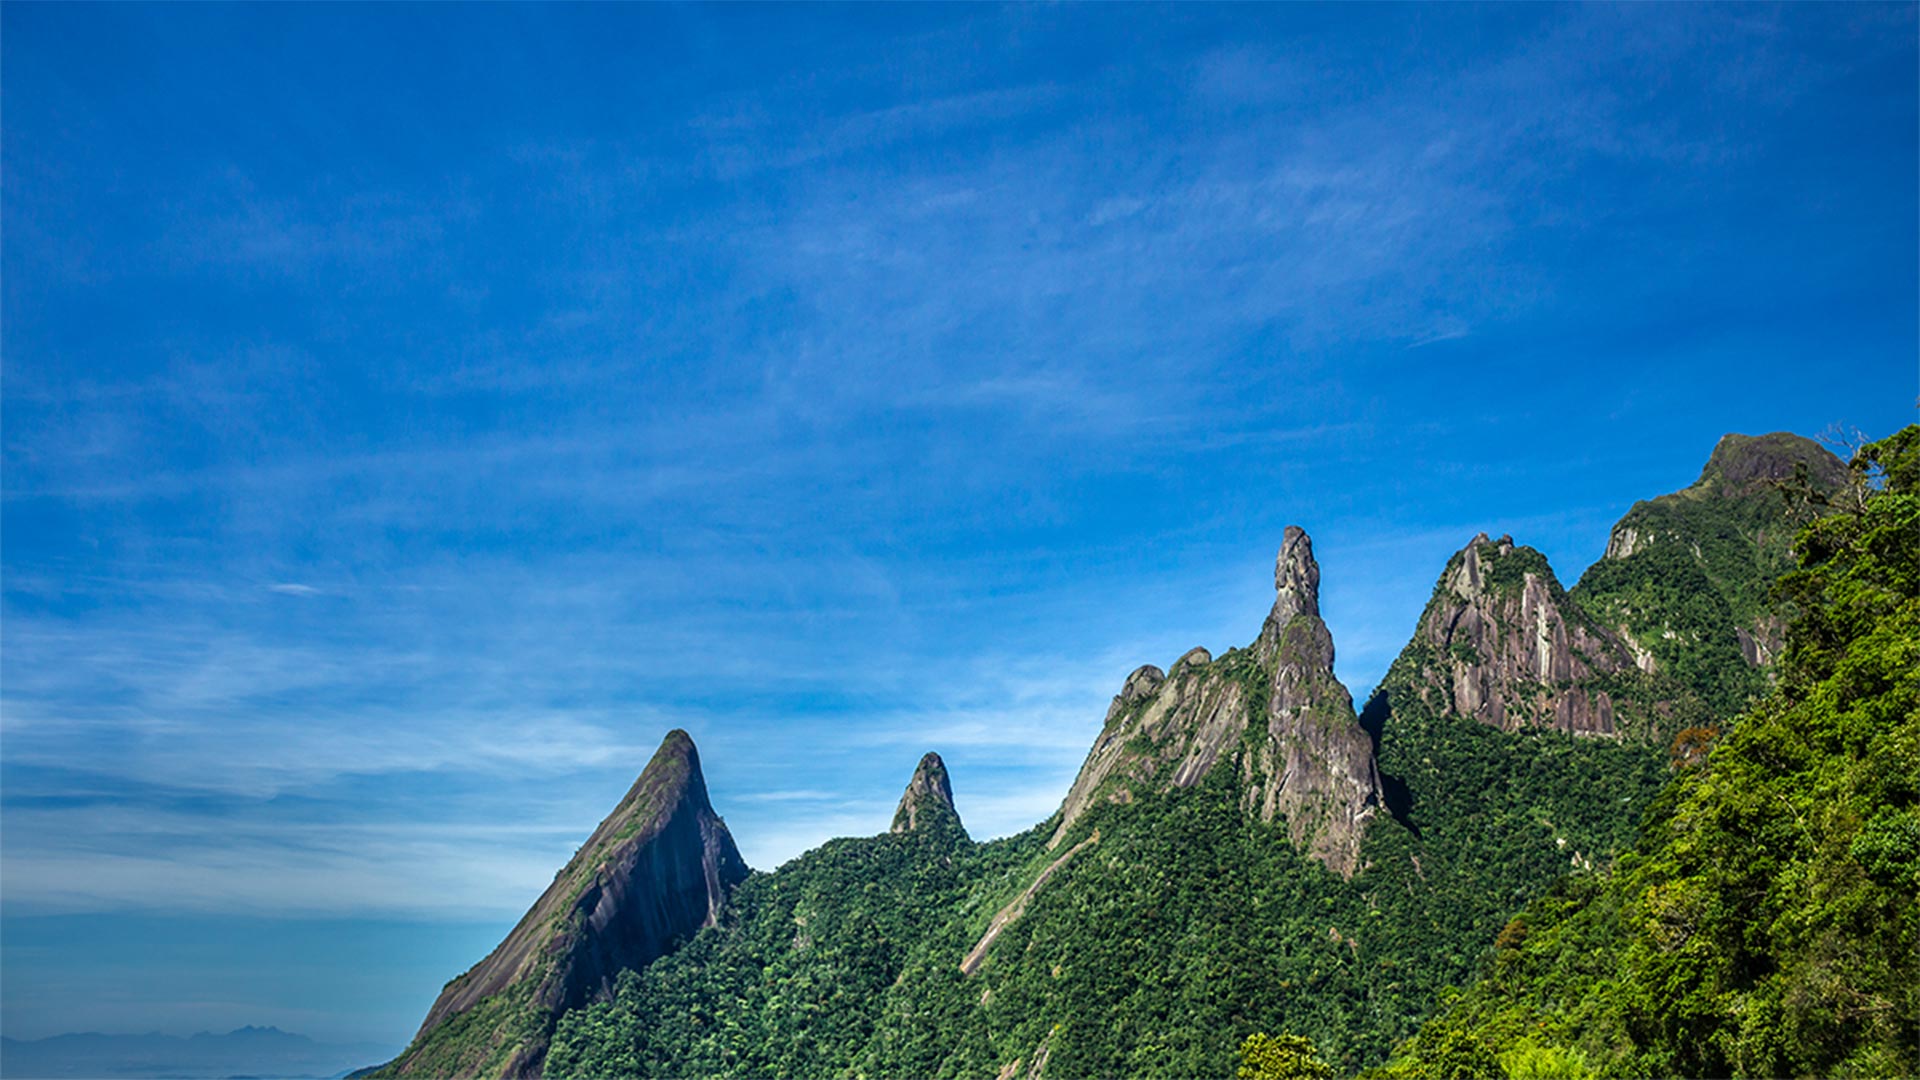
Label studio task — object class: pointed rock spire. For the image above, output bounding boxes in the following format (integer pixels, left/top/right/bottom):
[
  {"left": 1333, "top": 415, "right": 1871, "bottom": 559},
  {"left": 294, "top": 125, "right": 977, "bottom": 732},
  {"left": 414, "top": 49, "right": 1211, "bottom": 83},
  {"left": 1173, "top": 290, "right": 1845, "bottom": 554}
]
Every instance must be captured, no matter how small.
[
  {"left": 892, "top": 752, "right": 964, "bottom": 836},
  {"left": 1044, "top": 526, "right": 1380, "bottom": 877},
  {"left": 1256, "top": 525, "right": 1321, "bottom": 664},
  {"left": 390, "top": 729, "right": 748, "bottom": 1078},
  {"left": 1247, "top": 526, "right": 1381, "bottom": 877}
]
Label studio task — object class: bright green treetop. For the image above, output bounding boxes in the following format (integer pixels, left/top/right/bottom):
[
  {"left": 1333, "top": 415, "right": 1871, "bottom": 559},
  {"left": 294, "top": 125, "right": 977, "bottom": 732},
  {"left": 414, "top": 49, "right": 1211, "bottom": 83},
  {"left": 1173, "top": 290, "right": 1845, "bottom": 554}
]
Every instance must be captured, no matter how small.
[{"left": 1237, "top": 1033, "right": 1335, "bottom": 1080}]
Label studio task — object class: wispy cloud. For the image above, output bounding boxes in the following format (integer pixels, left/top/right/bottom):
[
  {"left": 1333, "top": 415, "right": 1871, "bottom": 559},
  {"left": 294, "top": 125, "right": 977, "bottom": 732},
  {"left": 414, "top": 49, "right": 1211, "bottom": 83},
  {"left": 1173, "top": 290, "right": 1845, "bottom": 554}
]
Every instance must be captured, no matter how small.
[
  {"left": 0, "top": 805, "right": 580, "bottom": 918},
  {"left": 5, "top": 2, "right": 1908, "bottom": 944}
]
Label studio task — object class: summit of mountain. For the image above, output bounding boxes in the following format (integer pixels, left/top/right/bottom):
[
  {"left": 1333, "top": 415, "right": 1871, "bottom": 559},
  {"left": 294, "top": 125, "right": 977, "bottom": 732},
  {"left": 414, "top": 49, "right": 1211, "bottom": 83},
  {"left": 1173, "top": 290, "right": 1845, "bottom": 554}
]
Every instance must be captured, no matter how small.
[
  {"left": 1050, "top": 524, "right": 1379, "bottom": 876},
  {"left": 382, "top": 730, "right": 746, "bottom": 1079},
  {"left": 424, "top": 431, "right": 1858, "bottom": 1080},
  {"left": 1574, "top": 431, "right": 1849, "bottom": 705},
  {"left": 892, "top": 751, "right": 966, "bottom": 838}
]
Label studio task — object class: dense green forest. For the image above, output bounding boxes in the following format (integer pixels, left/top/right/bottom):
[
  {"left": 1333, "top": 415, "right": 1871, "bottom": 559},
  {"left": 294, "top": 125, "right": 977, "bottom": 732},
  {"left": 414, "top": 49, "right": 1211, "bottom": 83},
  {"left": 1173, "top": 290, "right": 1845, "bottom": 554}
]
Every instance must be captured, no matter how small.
[
  {"left": 545, "top": 428, "right": 1828, "bottom": 1078},
  {"left": 421, "top": 430, "right": 1905, "bottom": 1080},
  {"left": 1373, "top": 426, "right": 1919, "bottom": 1079},
  {"left": 550, "top": 732, "right": 1672, "bottom": 1079}
]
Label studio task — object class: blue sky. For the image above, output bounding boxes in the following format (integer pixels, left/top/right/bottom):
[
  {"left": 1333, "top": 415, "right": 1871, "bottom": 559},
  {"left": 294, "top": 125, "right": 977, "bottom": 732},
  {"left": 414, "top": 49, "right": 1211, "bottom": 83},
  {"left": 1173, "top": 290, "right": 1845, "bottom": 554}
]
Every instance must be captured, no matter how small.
[{"left": 3, "top": 2, "right": 1915, "bottom": 1052}]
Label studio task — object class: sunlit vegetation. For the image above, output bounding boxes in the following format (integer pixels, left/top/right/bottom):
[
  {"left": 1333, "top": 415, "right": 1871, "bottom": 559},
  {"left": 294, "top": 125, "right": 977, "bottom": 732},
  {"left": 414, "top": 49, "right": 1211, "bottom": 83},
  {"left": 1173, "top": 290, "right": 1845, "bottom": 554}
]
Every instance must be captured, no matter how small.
[
  {"left": 1374, "top": 426, "right": 1919, "bottom": 1079},
  {"left": 543, "top": 430, "right": 1907, "bottom": 1080}
]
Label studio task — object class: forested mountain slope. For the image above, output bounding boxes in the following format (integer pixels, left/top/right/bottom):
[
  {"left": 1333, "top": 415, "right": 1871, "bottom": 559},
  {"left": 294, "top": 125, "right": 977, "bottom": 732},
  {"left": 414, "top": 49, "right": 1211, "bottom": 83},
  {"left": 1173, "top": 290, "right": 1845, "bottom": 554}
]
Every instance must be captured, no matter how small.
[
  {"left": 1573, "top": 431, "right": 1853, "bottom": 714},
  {"left": 1373, "top": 425, "right": 1918, "bottom": 1079},
  {"left": 390, "top": 431, "right": 1862, "bottom": 1080},
  {"left": 381, "top": 732, "right": 747, "bottom": 1079}
]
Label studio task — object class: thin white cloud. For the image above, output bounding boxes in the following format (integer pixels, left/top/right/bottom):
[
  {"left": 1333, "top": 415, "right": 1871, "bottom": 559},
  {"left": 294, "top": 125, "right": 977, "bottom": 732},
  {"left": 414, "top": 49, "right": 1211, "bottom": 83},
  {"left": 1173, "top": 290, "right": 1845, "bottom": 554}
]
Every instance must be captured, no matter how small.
[
  {"left": 1, "top": 820, "right": 568, "bottom": 919},
  {"left": 3, "top": 3, "right": 1873, "bottom": 932}
]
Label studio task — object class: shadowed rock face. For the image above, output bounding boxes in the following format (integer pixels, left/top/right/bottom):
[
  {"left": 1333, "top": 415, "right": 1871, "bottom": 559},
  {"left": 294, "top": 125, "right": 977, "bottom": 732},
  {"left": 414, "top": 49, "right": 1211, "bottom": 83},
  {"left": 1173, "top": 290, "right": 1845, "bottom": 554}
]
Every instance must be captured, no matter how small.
[
  {"left": 389, "top": 730, "right": 747, "bottom": 1079},
  {"left": 1050, "top": 526, "right": 1380, "bottom": 877},
  {"left": 891, "top": 752, "right": 964, "bottom": 836},
  {"left": 1696, "top": 431, "right": 1849, "bottom": 494},
  {"left": 1415, "top": 534, "right": 1633, "bottom": 735}
]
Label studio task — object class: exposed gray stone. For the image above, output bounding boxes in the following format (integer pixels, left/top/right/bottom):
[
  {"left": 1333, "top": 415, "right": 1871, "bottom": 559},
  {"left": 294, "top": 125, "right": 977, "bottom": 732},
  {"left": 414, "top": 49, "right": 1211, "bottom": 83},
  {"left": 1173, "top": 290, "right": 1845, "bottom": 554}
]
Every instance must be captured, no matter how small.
[
  {"left": 891, "top": 752, "right": 964, "bottom": 836},
  {"left": 396, "top": 730, "right": 747, "bottom": 1078},
  {"left": 1416, "top": 537, "right": 1629, "bottom": 735},
  {"left": 1049, "top": 526, "right": 1380, "bottom": 878}
]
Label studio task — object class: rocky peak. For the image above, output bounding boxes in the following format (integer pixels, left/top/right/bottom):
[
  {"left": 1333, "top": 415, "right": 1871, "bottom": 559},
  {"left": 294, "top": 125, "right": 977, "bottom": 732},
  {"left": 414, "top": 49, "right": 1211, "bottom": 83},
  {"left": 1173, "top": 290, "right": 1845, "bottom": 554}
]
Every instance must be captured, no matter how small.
[
  {"left": 1697, "top": 431, "right": 1849, "bottom": 494},
  {"left": 1103, "top": 664, "right": 1166, "bottom": 723},
  {"left": 390, "top": 729, "right": 747, "bottom": 1078},
  {"left": 1582, "top": 432, "right": 1844, "bottom": 709},
  {"left": 1256, "top": 525, "right": 1321, "bottom": 664},
  {"left": 1251, "top": 527, "right": 1380, "bottom": 876},
  {"left": 1048, "top": 526, "right": 1380, "bottom": 878},
  {"left": 1603, "top": 433, "right": 1848, "bottom": 564},
  {"left": 891, "top": 752, "right": 964, "bottom": 836},
  {"left": 1170, "top": 647, "right": 1212, "bottom": 675},
  {"left": 1417, "top": 535, "right": 1631, "bottom": 734}
]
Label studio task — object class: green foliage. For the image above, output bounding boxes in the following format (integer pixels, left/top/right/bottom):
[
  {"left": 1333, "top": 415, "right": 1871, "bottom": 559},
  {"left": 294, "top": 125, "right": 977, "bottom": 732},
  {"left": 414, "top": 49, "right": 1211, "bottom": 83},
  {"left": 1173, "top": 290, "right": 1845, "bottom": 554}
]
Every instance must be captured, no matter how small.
[
  {"left": 1570, "top": 435, "right": 1848, "bottom": 719},
  {"left": 1378, "top": 426, "right": 1920, "bottom": 1079},
  {"left": 1573, "top": 540, "right": 1764, "bottom": 716},
  {"left": 1855, "top": 424, "right": 1920, "bottom": 493},
  {"left": 1479, "top": 542, "right": 1556, "bottom": 597},
  {"left": 373, "top": 979, "right": 547, "bottom": 1080},
  {"left": 1497, "top": 1040, "right": 1595, "bottom": 1080},
  {"left": 548, "top": 708, "right": 1675, "bottom": 1080},
  {"left": 546, "top": 817, "right": 1001, "bottom": 1079},
  {"left": 1238, "top": 1033, "right": 1335, "bottom": 1080},
  {"left": 543, "top": 433, "right": 1880, "bottom": 1080},
  {"left": 1849, "top": 805, "right": 1920, "bottom": 891}
]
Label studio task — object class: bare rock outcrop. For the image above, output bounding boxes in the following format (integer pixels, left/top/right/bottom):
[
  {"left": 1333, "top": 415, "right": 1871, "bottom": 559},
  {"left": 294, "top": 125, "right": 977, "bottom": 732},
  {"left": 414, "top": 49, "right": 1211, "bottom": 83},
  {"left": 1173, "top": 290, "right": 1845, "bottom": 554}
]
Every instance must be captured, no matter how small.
[
  {"left": 1247, "top": 528, "right": 1382, "bottom": 875},
  {"left": 388, "top": 730, "right": 747, "bottom": 1079},
  {"left": 891, "top": 752, "right": 964, "bottom": 837},
  {"left": 1048, "top": 526, "right": 1379, "bottom": 878},
  {"left": 1696, "top": 431, "right": 1849, "bottom": 494},
  {"left": 1413, "top": 535, "right": 1632, "bottom": 735},
  {"left": 1053, "top": 658, "right": 1252, "bottom": 840},
  {"left": 1256, "top": 526, "right": 1321, "bottom": 664},
  {"left": 1390, "top": 435, "right": 1844, "bottom": 742}
]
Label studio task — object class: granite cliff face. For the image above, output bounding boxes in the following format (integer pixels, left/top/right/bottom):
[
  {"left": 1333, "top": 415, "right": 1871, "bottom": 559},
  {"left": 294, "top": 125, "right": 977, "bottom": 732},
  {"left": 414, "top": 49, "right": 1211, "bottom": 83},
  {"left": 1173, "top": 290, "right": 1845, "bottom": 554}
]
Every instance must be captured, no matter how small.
[
  {"left": 1408, "top": 534, "right": 1634, "bottom": 735},
  {"left": 1247, "top": 528, "right": 1383, "bottom": 873},
  {"left": 387, "top": 730, "right": 747, "bottom": 1080},
  {"left": 891, "top": 752, "right": 964, "bottom": 836},
  {"left": 1383, "top": 433, "right": 1845, "bottom": 741},
  {"left": 1050, "top": 526, "right": 1379, "bottom": 877}
]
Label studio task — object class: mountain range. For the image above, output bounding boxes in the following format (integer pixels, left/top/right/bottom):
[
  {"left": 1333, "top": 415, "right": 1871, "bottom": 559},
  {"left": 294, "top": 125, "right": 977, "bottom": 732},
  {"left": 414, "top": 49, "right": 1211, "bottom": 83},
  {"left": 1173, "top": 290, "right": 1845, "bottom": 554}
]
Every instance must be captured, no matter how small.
[
  {"left": 0, "top": 1026, "right": 394, "bottom": 1080},
  {"left": 369, "top": 429, "right": 1916, "bottom": 1079}
]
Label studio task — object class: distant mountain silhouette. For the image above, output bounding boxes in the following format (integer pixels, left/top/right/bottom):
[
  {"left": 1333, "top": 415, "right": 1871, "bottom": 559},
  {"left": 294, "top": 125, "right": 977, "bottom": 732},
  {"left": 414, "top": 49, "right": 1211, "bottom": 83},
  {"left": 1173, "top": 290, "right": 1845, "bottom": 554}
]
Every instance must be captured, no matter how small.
[{"left": 0, "top": 1025, "right": 394, "bottom": 1080}]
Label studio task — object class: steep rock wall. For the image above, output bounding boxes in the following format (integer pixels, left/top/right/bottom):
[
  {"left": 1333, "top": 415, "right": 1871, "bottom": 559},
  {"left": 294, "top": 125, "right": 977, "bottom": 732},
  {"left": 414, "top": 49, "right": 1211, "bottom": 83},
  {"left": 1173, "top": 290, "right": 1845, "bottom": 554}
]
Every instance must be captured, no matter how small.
[
  {"left": 389, "top": 730, "right": 747, "bottom": 1079},
  {"left": 1049, "top": 526, "right": 1379, "bottom": 877},
  {"left": 1413, "top": 535, "right": 1631, "bottom": 735}
]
